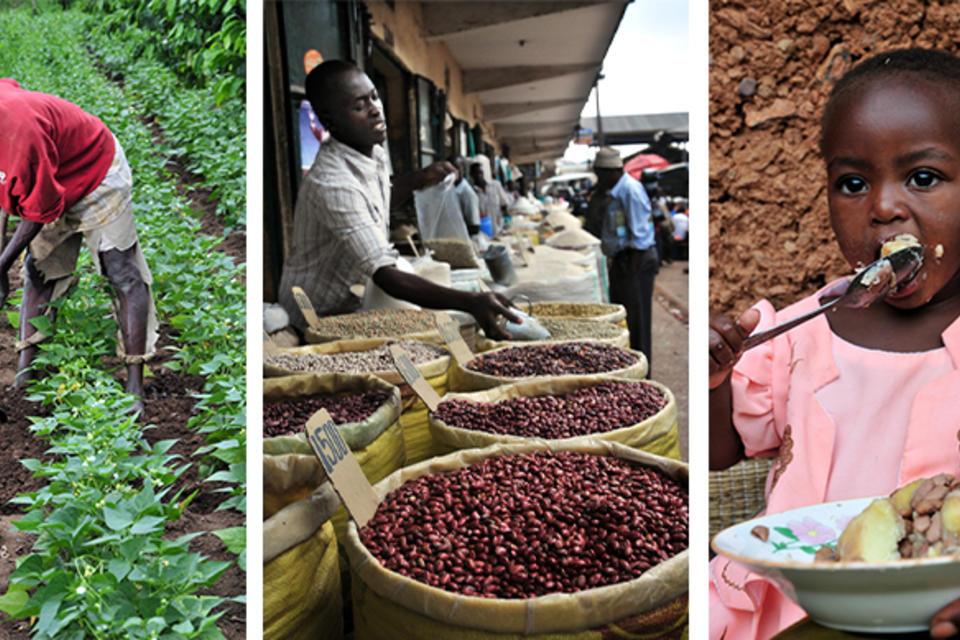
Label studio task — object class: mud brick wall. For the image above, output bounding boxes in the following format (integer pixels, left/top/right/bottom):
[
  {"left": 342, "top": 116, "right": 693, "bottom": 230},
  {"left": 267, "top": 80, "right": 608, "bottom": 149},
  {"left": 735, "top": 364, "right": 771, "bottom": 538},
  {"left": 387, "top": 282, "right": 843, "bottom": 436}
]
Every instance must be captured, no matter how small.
[{"left": 709, "top": 0, "right": 960, "bottom": 313}]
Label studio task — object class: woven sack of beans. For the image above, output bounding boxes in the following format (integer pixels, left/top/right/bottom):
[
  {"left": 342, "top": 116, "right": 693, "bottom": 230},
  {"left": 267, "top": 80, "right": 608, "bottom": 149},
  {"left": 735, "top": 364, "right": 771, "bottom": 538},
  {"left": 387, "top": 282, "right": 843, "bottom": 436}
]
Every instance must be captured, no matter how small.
[
  {"left": 264, "top": 338, "right": 452, "bottom": 465},
  {"left": 342, "top": 440, "right": 688, "bottom": 639},
  {"left": 474, "top": 318, "right": 630, "bottom": 353},
  {"left": 449, "top": 340, "right": 647, "bottom": 392},
  {"left": 303, "top": 308, "right": 443, "bottom": 344},
  {"left": 528, "top": 301, "right": 627, "bottom": 328},
  {"left": 263, "top": 374, "right": 405, "bottom": 537},
  {"left": 429, "top": 376, "right": 680, "bottom": 460},
  {"left": 264, "top": 485, "right": 343, "bottom": 640}
]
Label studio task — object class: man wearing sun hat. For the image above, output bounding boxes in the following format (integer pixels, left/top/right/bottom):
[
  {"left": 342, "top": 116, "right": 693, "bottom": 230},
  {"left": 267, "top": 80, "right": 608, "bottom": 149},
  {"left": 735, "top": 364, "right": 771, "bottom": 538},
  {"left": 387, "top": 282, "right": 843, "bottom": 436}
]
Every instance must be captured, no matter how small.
[{"left": 593, "top": 146, "right": 659, "bottom": 374}]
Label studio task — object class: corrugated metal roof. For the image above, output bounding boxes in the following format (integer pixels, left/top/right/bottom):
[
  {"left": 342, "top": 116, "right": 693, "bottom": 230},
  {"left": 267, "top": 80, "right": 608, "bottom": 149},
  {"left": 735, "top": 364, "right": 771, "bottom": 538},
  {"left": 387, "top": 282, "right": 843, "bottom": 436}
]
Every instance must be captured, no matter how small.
[{"left": 580, "top": 113, "right": 688, "bottom": 139}]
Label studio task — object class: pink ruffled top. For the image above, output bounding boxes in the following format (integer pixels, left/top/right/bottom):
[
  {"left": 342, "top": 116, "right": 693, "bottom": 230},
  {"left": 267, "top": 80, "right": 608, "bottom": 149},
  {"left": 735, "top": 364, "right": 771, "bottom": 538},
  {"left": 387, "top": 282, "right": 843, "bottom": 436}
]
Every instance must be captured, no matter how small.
[
  {"left": 710, "top": 282, "right": 960, "bottom": 640},
  {"left": 818, "top": 335, "right": 953, "bottom": 502}
]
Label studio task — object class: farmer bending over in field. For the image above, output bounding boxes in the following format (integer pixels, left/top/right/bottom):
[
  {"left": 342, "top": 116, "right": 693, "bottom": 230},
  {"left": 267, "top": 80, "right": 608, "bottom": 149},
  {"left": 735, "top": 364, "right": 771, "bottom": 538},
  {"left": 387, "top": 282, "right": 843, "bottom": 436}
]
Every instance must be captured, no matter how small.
[{"left": 0, "top": 79, "right": 157, "bottom": 412}]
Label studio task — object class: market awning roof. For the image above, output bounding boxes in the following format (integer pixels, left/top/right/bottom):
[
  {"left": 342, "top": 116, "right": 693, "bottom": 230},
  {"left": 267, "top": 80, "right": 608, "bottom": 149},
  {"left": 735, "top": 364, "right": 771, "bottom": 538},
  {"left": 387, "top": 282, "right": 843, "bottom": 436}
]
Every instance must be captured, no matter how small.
[
  {"left": 579, "top": 113, "right": 688, "bottom": 146},
  {"left": 420, "top": 1, "right": 628, "bottom": 164}
]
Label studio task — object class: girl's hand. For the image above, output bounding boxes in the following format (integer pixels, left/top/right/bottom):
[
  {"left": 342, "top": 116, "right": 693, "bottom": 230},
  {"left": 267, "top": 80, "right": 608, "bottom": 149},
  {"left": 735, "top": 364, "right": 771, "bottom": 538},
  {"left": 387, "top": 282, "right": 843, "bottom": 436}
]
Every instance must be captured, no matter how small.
[
  {"left": 709, "top": 308, "right": 760, "bottom": 389},
  {"left": 931, "top": 598, "right": 960, "bottom": 638}
]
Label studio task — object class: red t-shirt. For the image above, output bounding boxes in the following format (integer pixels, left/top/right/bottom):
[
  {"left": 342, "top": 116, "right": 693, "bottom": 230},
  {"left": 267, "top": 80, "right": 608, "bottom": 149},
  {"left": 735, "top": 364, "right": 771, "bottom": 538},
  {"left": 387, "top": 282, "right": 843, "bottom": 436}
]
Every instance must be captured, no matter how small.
[{"left": 0, "top": 79, "right": 116, "bottom": 224}]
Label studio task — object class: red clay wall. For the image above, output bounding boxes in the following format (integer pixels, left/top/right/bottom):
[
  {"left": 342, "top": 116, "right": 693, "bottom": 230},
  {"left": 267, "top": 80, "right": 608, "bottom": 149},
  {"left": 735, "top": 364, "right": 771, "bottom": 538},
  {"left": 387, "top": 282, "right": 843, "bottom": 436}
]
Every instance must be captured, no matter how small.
[{"left": 709, "top": 0, "right": 960, "bottom": 313}]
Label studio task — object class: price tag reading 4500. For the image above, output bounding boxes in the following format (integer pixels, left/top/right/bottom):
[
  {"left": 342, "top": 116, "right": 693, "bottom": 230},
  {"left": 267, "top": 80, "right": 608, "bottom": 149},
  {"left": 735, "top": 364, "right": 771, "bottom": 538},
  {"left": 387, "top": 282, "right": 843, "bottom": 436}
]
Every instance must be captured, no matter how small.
[
  {"left": 305, "top": 409, "right": 378, "bottom": 527},
  {"left": 306, "top": 415, "right": 350, "bottom": 474}
]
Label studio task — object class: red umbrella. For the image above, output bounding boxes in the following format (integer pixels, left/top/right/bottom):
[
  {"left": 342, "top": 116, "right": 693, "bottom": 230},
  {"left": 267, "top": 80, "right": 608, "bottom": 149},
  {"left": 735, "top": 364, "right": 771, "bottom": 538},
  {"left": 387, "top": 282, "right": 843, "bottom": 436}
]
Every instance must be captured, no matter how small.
[{"left": 624, "top": 153, "right": 670, "bottom": 179}]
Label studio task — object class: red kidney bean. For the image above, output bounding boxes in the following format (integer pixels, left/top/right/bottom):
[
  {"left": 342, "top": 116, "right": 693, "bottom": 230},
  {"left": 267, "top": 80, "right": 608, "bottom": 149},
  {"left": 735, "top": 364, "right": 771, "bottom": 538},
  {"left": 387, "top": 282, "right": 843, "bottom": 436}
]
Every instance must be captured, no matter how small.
[
  {"left": 360, "top": 451, "right": 688, "bottom": 599},
  {"left": 466, "top": 342, "right": 638, "bottom": 378},
  {"left": 263, "top": 389, "right": 392, "bottom": 437},
  {"left": 435, "top": 381, "right": 666, "bottom": 439}
]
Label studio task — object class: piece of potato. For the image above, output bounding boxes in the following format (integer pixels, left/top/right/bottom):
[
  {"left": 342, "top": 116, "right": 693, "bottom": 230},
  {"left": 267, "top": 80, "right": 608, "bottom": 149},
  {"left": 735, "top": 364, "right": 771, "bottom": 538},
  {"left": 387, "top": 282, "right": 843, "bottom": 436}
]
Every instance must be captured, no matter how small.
[
  {"left": 836, "top": 498, "right": 905, "bottom": 562},
  {"left": 890, "top": 478, "right": 926, "bottom": 516},
  {"left": 941, "top": 490, "right": 960, "bottom": 544},
  {"left": 880, "top": 233, "right": 921, "bottom": 258}
]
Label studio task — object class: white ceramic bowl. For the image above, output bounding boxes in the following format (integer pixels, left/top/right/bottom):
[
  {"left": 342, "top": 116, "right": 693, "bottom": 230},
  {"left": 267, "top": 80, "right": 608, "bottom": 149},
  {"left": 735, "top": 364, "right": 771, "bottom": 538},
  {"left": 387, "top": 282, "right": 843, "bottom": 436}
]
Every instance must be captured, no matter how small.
[{"left": 712, "top": 497, "right": 960, "bottom": 633}]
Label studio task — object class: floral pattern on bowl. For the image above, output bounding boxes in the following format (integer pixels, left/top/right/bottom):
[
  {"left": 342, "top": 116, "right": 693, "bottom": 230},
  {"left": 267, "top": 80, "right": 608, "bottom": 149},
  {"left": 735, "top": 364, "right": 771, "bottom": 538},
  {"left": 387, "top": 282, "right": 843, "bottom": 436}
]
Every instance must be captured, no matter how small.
[
  {"left": 712, "top": 496, "right": 960, "bottom": 632},
  {"left": 764, "top": 514, "right": 855, "bottom": 556}
]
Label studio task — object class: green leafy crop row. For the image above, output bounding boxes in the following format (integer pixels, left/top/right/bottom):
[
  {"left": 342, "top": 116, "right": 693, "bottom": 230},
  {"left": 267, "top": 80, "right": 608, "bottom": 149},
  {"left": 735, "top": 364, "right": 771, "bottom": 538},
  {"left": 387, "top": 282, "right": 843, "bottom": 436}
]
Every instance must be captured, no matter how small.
[
  {"left": 76, "top": 0, "right": 245, "bottom": 106},
  {"left": 85, "top": 20, "right": 246, "bottom": 228},
  {"left": 0, "top": 8, "right": 245, "bottom": 638}
]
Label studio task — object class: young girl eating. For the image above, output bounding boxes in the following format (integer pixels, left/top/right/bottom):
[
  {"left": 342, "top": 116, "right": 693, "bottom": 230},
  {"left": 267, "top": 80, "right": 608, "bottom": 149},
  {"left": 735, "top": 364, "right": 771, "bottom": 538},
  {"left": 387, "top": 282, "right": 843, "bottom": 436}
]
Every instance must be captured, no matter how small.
[{"left": 709, "top": 49, "right": 960, "bottom": 639}]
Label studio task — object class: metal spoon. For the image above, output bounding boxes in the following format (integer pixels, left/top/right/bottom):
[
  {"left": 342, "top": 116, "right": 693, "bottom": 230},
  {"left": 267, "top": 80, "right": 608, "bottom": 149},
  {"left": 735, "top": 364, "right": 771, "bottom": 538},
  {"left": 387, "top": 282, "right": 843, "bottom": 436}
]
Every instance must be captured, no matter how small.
[{"left": 741, "top": 245, "right": 924, "bottom": 351}]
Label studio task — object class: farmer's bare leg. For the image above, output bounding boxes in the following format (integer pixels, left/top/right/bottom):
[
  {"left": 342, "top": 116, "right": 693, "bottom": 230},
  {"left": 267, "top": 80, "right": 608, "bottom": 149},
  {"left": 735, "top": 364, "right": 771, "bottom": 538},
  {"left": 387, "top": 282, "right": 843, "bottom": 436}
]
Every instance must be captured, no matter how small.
[
  {"left": 100, "top": 245, "right": 148, "bottom": 408},
  {"left": 16, "top": 253, "right": 55, "bottom": 388}
]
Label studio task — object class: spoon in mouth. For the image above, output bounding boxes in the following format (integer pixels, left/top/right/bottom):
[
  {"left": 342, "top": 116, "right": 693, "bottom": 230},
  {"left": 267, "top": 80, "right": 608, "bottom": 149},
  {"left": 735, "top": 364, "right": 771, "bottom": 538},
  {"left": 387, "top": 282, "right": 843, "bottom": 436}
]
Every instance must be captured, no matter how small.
[{"left": 741, "top": 245, "right": 924, "bottom": 351}]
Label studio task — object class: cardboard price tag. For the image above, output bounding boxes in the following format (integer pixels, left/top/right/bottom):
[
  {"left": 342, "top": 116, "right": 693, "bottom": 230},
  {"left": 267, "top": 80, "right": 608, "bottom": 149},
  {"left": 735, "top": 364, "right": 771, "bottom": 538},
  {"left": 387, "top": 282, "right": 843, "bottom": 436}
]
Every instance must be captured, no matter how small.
[
  {"left": 263, "top": 329, "right": 280, "bottom": 355},
  {"left": 389, "top": 344, "right": 441, "bottom": 411},
  {"left": 435, "top": 313, "right": 473, "bottom": 365},
  {"left": 291, "top": 286, "right": 321, "bottom": 330},
  {"left": 305, "top": 409, "right": 379, "bottom": 528}
]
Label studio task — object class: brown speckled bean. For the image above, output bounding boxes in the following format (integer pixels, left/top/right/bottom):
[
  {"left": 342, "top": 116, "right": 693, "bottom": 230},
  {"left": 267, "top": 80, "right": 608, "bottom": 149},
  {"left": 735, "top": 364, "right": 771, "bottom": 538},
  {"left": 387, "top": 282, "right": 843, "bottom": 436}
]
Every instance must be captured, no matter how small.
[
  {"left": 466, "top": 342, "right": 637, "bottom": 377},
  {"left": 263, "top": 390, "right": 391, "bottom": 437},
  {"left": 360, "top": 451, "right": 688, "bottom": 599},
  {"left": 435, "top": 381, "right": 666, "bottom": 439}
]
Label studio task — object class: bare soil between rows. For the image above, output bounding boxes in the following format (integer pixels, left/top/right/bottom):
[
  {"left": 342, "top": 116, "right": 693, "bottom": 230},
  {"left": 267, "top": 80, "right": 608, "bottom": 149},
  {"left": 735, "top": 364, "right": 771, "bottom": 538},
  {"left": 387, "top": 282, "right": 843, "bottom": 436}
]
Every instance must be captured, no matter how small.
[{"left": 0, "top": 332, "right": 244, "bottom": 638}]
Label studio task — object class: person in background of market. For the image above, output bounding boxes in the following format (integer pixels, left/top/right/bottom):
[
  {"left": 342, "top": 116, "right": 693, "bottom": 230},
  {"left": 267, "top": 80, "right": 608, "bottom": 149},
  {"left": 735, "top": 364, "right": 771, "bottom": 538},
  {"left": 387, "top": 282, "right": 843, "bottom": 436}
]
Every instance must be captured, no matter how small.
[
  {"left": 517, "top": 175, "right": 535, "bottom": 202},
  {"left": 448, "top": 155, "right": 481, "bottom": 237},
  {"left": 593, "top": 147, "right": 658, "bottom": 374},
  {"left": 504, "top": 180, "right": 521, "bottom": 208},
  {"left": 278, "top": 60, "right": 519, "bottom": 338},
  {"left": 671, "top": 202, "right": 689, "bottom": 262},
  {"left": 642, "top": 170, "right": 674, "bottom": 266},
  {"left": 470, "top": 161, "right": 510, "bottom": 236},
  {"left": 0, "top": 78, "right": 158, "bottom": 412}
]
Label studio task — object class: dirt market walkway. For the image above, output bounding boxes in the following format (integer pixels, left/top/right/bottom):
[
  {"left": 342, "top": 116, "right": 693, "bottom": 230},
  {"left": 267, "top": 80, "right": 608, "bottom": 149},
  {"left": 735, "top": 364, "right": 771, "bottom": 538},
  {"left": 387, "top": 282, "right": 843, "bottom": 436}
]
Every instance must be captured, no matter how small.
[{"left": 650, "top": 261, "right": 688, "bottom": 460}]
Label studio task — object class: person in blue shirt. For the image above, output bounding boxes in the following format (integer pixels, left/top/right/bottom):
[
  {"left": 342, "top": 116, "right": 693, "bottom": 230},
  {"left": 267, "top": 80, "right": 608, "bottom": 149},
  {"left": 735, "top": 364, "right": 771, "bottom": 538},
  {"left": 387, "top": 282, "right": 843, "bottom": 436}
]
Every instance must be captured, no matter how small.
[{"left": 593, "top": 147, "right": 659, "bottom": 374}]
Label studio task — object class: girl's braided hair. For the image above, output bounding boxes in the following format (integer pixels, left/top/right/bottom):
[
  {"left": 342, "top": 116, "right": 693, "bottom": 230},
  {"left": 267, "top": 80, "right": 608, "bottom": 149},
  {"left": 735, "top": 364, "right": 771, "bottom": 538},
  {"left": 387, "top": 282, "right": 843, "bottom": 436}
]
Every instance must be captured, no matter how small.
[{"left": 820, "top": 48, "right": 960, "bottom": 153}]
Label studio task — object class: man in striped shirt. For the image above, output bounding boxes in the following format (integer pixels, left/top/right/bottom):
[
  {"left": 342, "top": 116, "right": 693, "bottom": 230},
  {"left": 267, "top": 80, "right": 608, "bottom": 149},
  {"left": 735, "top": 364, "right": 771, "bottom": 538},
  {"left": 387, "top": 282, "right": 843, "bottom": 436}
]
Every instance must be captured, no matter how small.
[{"left": 279, "top": 61, "right": 518, "bottom": 338}]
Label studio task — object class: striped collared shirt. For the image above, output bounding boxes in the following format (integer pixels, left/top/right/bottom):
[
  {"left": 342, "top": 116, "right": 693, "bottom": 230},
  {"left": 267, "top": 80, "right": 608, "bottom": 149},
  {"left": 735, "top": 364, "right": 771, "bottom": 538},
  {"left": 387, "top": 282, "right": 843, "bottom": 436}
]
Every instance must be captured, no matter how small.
[{"left": 279, "top": 137, "right": 397, "bottom": 329}]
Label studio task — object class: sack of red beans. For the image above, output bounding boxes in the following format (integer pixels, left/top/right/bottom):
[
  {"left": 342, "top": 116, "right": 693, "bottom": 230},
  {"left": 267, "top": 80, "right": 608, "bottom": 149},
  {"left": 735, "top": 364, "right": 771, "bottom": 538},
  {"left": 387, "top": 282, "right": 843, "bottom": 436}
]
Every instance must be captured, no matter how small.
[
  {"left": 263, "top": 373, "right": 403, "bottom": 521},
  {"left": 450, "top": 340, "right": 648, "bottom": 392},
  {"left": 429, "top": 376, "right": 680, "bottom": 459},
  {"left": 263, "top": 338, "right": 453, "bottom": 465},
  {"left": 264, "top": 484, "right": 343, "bottom": 640},
  {"left": 342, "top": 440, "right": 688, "bottom": 639}
]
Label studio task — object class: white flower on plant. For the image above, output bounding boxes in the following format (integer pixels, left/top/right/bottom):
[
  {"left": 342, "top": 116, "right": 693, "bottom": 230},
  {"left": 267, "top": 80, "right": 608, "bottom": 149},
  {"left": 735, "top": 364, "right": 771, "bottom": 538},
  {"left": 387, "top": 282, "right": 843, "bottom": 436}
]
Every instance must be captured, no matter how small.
[{"left": 75, "top": 586, "right": 86, "bottom": 595}]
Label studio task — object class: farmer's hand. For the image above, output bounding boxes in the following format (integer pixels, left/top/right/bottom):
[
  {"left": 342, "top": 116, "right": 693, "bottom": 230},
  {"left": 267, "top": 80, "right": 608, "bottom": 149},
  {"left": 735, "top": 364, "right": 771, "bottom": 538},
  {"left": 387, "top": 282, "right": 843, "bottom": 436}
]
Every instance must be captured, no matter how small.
[
  {"left": 419, "top": 161, "right": 457, "bottom": 188},
  {"left": 931, "top": 598, "right": 960, "bottom": 638},
  {"left": 709, "top": 308, "right": 760, "bottom": 389},
  {"left": 469, "top": 292, "right": 521, "bottom": 341}
]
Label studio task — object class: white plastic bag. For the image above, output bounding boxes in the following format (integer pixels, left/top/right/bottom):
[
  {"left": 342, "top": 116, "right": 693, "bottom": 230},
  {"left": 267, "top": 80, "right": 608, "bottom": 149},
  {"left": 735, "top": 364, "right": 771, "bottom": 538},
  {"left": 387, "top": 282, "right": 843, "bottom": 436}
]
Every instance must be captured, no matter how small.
[
  {"left": 414, "top": 173, "right": 471, "bottom": 242},
  {"left": 360, "top": 257, "right": 420, "bottom": 310}
]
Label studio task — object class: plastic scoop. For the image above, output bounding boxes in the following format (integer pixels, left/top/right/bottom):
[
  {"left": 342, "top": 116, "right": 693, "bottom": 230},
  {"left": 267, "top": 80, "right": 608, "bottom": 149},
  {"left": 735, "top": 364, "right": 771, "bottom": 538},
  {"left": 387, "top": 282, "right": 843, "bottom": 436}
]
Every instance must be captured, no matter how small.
[{"left": 741, "top": 245, "right": 924, "bottom": 351}]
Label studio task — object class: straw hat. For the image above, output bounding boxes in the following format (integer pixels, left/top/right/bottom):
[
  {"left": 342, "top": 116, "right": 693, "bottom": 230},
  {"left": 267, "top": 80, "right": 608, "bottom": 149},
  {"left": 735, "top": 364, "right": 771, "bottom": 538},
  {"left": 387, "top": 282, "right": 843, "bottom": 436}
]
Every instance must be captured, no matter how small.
[{"left": 593, "top": 147, "right": 623, "bottom": 169}]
